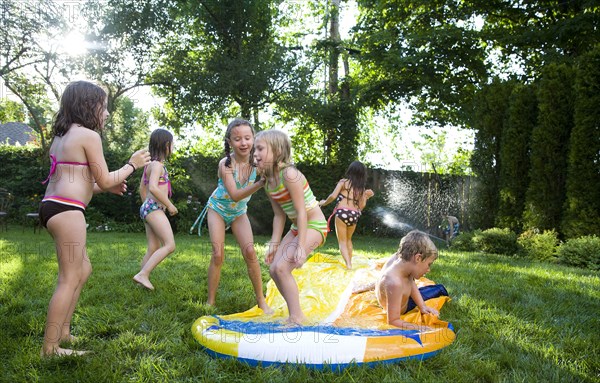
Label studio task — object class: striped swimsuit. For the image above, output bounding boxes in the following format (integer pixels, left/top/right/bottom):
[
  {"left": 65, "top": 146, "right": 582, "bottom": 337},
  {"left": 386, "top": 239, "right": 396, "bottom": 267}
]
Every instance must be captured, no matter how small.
[{"left": 265, "top": 168, "right": 327, "bottom": 243}]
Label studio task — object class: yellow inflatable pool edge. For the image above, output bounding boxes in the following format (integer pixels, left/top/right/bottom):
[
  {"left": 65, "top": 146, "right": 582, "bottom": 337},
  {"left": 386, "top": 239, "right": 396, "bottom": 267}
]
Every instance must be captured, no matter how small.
[{"left": 191, "top": 254, "right": 456, "bottom": 369}]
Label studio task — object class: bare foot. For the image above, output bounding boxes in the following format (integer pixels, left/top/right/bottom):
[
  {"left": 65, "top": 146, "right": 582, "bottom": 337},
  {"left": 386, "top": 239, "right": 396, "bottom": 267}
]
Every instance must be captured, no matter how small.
[
  {"left": 41, "top": 347, "right": 89, "bottom": 357},
  {"left": 286, "top": 315, "right": 307, "bottom": 326},
  {"left": 133, "top": 274, "right": 154, "bottom": 290},
  {"left": 258, "top": 301, "right": 274, "bottom": 315}
]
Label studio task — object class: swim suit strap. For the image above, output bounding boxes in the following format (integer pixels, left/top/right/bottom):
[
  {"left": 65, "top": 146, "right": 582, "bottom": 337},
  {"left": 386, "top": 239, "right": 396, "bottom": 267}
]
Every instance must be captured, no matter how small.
[
  {"left": 190, "top": 204, "right": 209, "bottom": 236},
  {"left": 42, "top": 154, "right": 90, "bottom": 184}
]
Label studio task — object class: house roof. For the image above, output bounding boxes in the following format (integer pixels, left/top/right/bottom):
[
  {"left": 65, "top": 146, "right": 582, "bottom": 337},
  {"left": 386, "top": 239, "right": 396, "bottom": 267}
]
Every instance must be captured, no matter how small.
[{"left": 0, "top": 122, "right": 36, "bottom": 146}]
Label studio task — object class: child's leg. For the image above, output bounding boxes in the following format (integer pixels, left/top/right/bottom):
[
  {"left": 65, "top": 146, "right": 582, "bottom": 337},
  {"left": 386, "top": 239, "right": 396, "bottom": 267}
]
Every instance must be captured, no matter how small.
[
  {"left": 206, "top": 209, "right": 226, "bottom": 305},
  {"left": 133, "top": 210, "right": 175, "bottom": 290},
  {"left": 346, "top": 223, "right": 357, "bottom": 268},
  {"left": 141, "top": 222, "right": 161, "bottom": 268},
  {"left": 42, "top": 210, "right": 89, "bottom": 356},
  {"left": 61, "top": 249, "right": 92, "bottom": 342},
  {"left": 334, "top": 217, "right": 352, "bottom": 269},
  {"left": 270, "top": 229, "right": 323, "bottom": 324},
  {"left": 231, "top": 215, "right": 272, "bottom": 314}
]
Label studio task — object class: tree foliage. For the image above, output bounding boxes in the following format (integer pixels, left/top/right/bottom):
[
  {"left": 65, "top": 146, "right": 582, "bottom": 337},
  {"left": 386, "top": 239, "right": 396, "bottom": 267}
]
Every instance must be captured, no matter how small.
[
  {"left": 0, "top": 1, "right": 63, "bottom": 77},
  {"left": 523, "top": 63, "right": 574, "bottom": 232},
  {"left": 0, "top": 99, "right": 26, "bottom": 123},
  {"left": 103, "top": 96, "right": 151, "bottom": 155},
  {"left": 353, "top": 0, "right": 489, "bottom": 126},
  {"left": 470, "top": 79, "right": 514, "bottom": 229},
  {"left": 353, "top": 0, "right": 599, "bottom": 126},
  {"left": 562, "top": 47, "right": 600, "bottom": 238},
  {"left": 497, "top": 84, "right": 537, "bottom": 232},
  {"left": 146, "top": 0, "right": 310, "bottom": 129}
]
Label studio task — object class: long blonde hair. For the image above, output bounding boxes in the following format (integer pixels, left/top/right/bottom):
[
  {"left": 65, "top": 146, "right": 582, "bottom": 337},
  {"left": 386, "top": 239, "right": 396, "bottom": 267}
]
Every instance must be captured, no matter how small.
[{"left": 254, "top": 129, "right": 292, "bottom": 178}]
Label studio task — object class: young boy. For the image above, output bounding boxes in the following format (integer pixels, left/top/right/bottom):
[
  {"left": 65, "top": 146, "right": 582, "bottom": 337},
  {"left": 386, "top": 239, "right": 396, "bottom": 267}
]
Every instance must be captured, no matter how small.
[{"left": 375, "top": 230, "right": 439, "bottom": 329}]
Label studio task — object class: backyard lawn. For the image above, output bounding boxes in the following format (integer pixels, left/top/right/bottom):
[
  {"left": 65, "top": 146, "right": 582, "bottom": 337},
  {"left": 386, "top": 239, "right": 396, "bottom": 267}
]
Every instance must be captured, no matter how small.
[{"left": 1, "top": 228, "right": 598, "bottom": 382}]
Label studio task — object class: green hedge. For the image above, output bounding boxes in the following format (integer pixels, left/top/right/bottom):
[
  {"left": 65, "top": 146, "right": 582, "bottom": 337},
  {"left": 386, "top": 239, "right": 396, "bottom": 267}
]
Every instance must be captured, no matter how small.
[
  {"left": 0, "top": 145, "right": 473, "bottom": 237},
  {"left": 557, "top": 235, "right": 600, "bottom": 270},
  {"left": 517, "top": 229, "right": 559, "bottom": 262}
]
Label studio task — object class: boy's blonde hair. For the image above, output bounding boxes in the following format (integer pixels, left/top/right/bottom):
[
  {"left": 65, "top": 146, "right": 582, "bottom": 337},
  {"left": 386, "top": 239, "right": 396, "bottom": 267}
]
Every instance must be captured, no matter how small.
[
  {"left": 397, "top": 230, "right": 438, "bottom": 261},
  {"left": 254, "top": 129, "right": 291, "bottom": 175}
]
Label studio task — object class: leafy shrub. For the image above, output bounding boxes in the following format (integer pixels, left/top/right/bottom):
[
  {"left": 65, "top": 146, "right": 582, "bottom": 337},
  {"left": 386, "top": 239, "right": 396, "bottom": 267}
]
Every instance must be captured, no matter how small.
[
  {"left": 557, "top": 235, "right": 600, "bottom": 270},
  {"left": 517, "top": 229, "right": 560, "bottom": 261},
  {"left": 472, "top": 228, "right": 519, "bottom": 255},
  {"left": 451, "top": 230, "right": 481, "bottom": 251}
]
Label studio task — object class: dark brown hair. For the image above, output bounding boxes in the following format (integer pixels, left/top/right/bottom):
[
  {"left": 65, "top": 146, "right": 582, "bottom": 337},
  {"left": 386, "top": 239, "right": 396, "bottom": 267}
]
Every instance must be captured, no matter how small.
[
  {"left": 149, "top": 128, "right": 174, "bottom": 161},
  {"left": 345, "top": 161, "right": 367, "bottom": 206},
  {"left": 52, "top": 81, "right": 107, "bottom": 136}
]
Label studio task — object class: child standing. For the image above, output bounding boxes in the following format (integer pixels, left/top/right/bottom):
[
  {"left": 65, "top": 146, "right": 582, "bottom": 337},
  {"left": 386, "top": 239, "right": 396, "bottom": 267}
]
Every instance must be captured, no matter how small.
[
  {"left": 133, "top": 129, "right": 178, "bottom": 290},
  {"left": 442, "top": 214, "right": 460, "bottom": 246},
  {"left": 40, "top": 80, "right": 150, "bottom": 356},
  {"left": 376, "top": 230, "right": 440, "bottom": 329},
  {"left": 190, "top": 119, "right": 270, "bottom": 312},
  {"left": 320, "top": 161, "right": 374, "bottom": 269},
  {"left": 253, "top": 129, "right": 327, "bottom": 325}
]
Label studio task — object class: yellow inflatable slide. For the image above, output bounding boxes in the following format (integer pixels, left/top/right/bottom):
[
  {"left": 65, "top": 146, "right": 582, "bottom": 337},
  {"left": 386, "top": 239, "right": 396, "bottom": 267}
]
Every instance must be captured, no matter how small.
[{"left": 191, "top": 254, "right": 455, "bottom": 369}]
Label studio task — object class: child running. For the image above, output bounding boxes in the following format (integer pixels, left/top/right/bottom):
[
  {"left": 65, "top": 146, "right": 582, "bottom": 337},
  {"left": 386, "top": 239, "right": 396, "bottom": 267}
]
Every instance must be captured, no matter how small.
[
  {"left": 254, "top": 129, "right": 327, "bottom": 325},
  {"left": 320, "top": 161, "right": 374, "bottom": 269},
  {"left": 190, "top": 119, "right": 271, "bottom": 313},
  {"left": 40, "top": 80, "right": 150, "bottom": 356},
  {"left": 133, "top": 129, "right": 178, "bottom": 290}
]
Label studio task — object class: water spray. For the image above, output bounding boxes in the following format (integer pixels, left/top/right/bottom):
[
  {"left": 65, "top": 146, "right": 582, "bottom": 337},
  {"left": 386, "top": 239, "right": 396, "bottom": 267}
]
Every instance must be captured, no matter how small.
[{"left": 372, "top": 206, "right": 446, "bottom": 243}]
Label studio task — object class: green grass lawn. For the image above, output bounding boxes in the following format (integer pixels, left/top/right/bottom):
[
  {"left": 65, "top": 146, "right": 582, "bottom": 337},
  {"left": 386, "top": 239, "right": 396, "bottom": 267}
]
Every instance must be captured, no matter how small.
[{"left": 1, "top": 227, "right": 599, "bottom": 382}]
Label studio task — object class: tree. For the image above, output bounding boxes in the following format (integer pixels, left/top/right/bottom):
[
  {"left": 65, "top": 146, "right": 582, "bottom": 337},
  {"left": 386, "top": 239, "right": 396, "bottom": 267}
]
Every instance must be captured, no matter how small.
[
  {"left": 0, "top": 0, "right": 67, "bottom": 149},
  {"left": 147, "top": 0, "right": 308, "bottom": 130},
  {"left": 103, "top": 96, "right": 151, "bottom": 155},
  {"left": 353, "top": 1, "right": 599, "bottom": 126},
  {"left": 353, "top": 0, "right": 489, "bottom": 126},
  {"left": 523, "top": 63, "right": 574, "bottom": 232},
  {"left": 470, "top": 79, "right": 514, "bottom": 229},
  {"left": 0, "top": 99, "right": 26, "bottom": 123},
  {"left": 562, "top": 47, "right": 600, "bottom": 238},
  {"left": 0, "top": 1, "right": 62, "bottom": 78},
  {"left": 497, "top": 84, "right": 537, "bottom": 232}
]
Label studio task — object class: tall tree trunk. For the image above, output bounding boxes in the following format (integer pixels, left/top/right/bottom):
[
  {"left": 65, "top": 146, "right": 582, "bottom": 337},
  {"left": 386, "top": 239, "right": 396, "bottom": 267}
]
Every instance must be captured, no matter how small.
[
  {"left": 324, "top": 0, "right": 341, "bottom": 164},
  {"left": 328, "top": 0, "right": 341, "bottom": 96}
]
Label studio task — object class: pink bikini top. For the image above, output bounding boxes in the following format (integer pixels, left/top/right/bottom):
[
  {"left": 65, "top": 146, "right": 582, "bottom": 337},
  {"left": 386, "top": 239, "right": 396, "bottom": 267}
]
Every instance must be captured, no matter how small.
[
  {"left": 142, "top": 164, "right": 172, "bottom": 197},
  {"left": 42, "top": 154, "right": 90, "bottom": 184}
]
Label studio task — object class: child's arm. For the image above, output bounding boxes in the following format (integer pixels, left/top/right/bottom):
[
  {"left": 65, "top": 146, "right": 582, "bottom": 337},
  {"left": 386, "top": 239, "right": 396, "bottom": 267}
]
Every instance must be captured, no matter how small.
[
  {"left": 84, "top": 131, "right": 149, "bottom": 190},
  {"left": 284, "top": 167, "right": 309, "bottom": 262},
  {"left": 92, "top": 181, "right": 127, "bottom": 195},
  {"left": 358, "top": 189, "right": 374, "bottom": 210},
  {"left": 220, "top": 159, "right": 265, "bottom": 201},
  {"left": 265, "top": 194, "right": 286, "bottom": 264},
  {"left": 383, "top": 282, "right": 425, "bottom": 329},
  {"left": 147, "top": 162, "right": 177, "bottom": 215},
  {"left": 319, "top": 179, "right": 345, "bottom": 206},
  {"left": 410, "top": 281, "right": 440, "bottom": 316}
]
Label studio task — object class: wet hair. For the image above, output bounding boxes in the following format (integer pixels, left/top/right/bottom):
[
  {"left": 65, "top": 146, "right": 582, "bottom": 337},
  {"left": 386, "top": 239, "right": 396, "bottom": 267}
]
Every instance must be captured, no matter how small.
[
  {"left": 396, "top": 230, "right": 438, "bottom": 261},
  {"left": 344, "top": 161, "right": 367, "bottom": 206},
  {"left": 52, "top": 81, "right": 107, "bottom": 136},
  {"left": 224, "top": 118, "right": 255, "bottom": 168},
  {"left": 254, "top": 129, "right": 291, "bottom": 176},
  {"left": 149, "top": 128, "right": 174, "bottom": 161}
]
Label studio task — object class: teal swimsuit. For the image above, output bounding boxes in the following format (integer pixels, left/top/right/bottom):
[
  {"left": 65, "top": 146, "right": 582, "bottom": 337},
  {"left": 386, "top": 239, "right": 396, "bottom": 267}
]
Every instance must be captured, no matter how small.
[{"left": 190, "top": 167, "right": 257, "bottom": 236}]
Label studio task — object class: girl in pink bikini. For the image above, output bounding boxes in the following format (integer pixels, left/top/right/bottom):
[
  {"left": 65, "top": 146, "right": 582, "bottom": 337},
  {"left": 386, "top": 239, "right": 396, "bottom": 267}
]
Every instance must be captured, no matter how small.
[
  {"left": 133, "top": 129, "right": 178, "bottom": 290},
  {"left": 320, "top": 161, "right": 374, "bottom": 269},
  {"left": 40, "top": 81, "right": 150, "bottom": 356}
]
